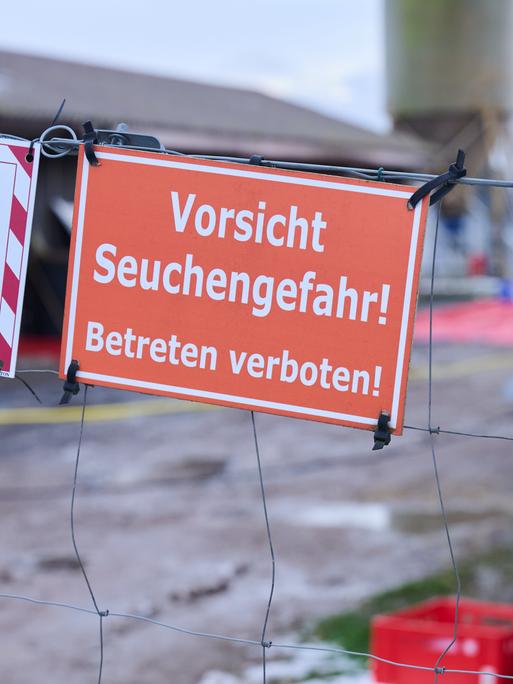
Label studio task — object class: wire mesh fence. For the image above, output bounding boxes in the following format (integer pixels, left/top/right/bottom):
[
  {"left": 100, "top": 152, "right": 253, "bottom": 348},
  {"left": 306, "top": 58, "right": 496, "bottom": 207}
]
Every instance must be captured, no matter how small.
[{"left": 1, "top": 131, "right": 513, "bottom": 683}]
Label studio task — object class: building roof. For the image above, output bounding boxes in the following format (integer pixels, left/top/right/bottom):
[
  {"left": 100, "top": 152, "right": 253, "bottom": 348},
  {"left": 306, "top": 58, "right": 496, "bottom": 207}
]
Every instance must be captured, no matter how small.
[{"left": 0, "top": 49, "right": 432, "bottom": 167}]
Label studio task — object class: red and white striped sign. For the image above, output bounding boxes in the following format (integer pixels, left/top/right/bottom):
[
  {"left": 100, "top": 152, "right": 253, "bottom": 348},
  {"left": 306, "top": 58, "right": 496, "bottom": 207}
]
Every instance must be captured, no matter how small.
[{"left": 0, "top": 139, "right": 40, "bottom": 377}]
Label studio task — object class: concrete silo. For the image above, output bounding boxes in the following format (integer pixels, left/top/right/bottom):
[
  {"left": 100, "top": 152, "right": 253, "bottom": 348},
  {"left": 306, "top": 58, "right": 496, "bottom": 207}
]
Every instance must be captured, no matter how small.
[{"left": 386, "top": 0, "right": 513, "bottom": 278}]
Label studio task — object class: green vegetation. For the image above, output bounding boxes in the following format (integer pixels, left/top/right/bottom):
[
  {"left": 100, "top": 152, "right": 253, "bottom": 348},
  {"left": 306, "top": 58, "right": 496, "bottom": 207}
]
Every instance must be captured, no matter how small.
[
  {"left": 301, "top": 669, "right": 348, "bottom": 682},
  {"left": 314, "top": 546, "right": 513, "bottom": 661}
]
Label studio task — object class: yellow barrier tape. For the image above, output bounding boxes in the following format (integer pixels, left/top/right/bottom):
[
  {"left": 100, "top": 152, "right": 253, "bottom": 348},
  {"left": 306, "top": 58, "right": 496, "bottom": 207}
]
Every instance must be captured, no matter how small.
[
  {"left": 408, "top": 351, "right": 513, "bottom": 381},
  {"left": 1, "top": 351, "right": 513, "bottom": 425},
  {"left": 0, "top": 397, "right": 219, "bottom": 425}
]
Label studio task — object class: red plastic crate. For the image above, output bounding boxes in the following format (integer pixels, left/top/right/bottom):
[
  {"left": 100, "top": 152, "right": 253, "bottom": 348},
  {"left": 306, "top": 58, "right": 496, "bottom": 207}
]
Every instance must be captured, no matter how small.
[{"left": 371, "top": 597, "right": 513, "bottom": 684}]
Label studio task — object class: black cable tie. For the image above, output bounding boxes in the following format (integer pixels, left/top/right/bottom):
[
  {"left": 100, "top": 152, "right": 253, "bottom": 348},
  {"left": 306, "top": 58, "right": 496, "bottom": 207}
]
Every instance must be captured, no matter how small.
[
  {"left": 249, "top": 154, "right": 263, "bottom": 166},
  {"left": 26, "top": 139, "right": 37, "bottom": 163},
  {"left": 99, "top": 609, "right": 109, "bottom": 617},
  {"left": 407, "top": 149, "right": 466, "bottom": 210},
  {"left": 60, "top": 359, "right": 80, "bottom": 405},
  {"left": 373, "top": 411, "right": 391, "bottom": 451},
  {"left": 82, "top": 121, "right": 100, "bottom": 166}
]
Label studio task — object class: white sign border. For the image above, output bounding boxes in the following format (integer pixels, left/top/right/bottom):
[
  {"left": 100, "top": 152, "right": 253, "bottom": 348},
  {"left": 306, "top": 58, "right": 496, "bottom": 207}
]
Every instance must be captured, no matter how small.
[
  {"left": 0, "top": 139, "right": 40, "bottom": 378},
  {"left": 65, "top": 151, "right": 423, "bottom": 430}
]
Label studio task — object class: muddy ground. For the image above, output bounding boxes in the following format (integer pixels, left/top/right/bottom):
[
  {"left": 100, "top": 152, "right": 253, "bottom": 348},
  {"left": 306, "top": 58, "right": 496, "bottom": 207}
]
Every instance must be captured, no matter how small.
[{"left": 1, "top": 341, "right": 513, "bottom": 683}]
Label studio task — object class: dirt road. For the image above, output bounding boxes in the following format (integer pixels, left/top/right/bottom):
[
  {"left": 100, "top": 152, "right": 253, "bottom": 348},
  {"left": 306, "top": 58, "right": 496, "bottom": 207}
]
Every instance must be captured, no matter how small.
[{"left": 1, "top": 342, "right": 513, "bottom": 683}]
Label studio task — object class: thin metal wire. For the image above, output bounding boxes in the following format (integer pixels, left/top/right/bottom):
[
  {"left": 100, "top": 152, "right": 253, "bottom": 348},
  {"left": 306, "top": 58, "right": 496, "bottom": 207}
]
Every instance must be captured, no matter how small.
[
  {"left": 427, "top": 203, "right": 462, "bottom": 683},
  {"left": 251, "top": 411, "right": 276, "bottom": 683},
  {"left": 0, "top": 593, "right": 98, "bottom": 616},
  {"left": 52, "top": 98, "right": 66, "bottom": 126},
  {"left": 15, "top": 369, "right": 59, "bottom": 375},
  {"left": 271, "top": 642, "right": 513, "bottom": 680},
  {"left": 431, "top": 426, "right": 462, "bottom": 682},
  {"left": 108, "top": 611, "right": 261, "bottom": 646},
  {"left": 40, "top": 124, "right": 78, "bottom": 159},
  {"left": 70, "top": 386, "right": 101, "bottom": 613},
  {"left": 405, "top": 424, "right": 513, "bottom": 441},
  {"left": 428, "top": 204, "right": 442, "bottom": 430},
  {"left": 4, "top": 377, "right": 513, "bottom": 444},
  {"left": 14, "top": 374, "right": 42, "bottom": 403},
  {"left": 0, "top": 445, "right": 455, "bottom": 504},
  {"left": 445, "top": 667, "right": 513, "bottom": 680},
  {"left": 98, "top": 614, "right": 105, "bottom": 684},
  {"left": 19, "top": 128, "right": 513, "bottom": 188},
  {"left": 271, "top": 641, "right": 438, "bottom": 673},
  {"left": 0, "top": 405, "right": 511, "bottom": 505},
  {"left": 27, "top": 100, "right": 67, "bottom": 160},
  {"left": 0, "top": 592, "right": 258, "bottom": 646},
  {"left": 432, "top": 434, "right": 462, "bottom": 683},
  {"left": 5, "top": 588, "right": 513, "bottom": 680},
  {"left": 69, "top": 384, "right": 107, "bottom": 684},
  {"left": 3, "top": 124, "right": 513, "bottom": 680}
]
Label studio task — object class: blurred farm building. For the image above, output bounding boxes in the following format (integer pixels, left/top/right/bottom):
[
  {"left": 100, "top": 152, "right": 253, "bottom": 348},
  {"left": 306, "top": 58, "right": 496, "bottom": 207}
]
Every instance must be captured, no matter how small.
[{"left": 0, "top": 49, "right": 431, "bottom": 339}]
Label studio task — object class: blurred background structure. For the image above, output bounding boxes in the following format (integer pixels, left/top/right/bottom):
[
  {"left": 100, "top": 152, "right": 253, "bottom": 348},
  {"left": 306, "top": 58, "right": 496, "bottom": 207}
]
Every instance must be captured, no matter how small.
[
  {"left": 0, "top": 49, "right": 431, "bottom": 342},
  {"left": 387, "top": 0, "right": 513, "bottom": 291}
]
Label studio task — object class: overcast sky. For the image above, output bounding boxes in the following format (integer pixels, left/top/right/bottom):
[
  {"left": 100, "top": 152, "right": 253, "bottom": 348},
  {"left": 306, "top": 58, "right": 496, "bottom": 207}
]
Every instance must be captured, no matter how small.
[{"left": 1, "top": 0, "right": 388, "bottom": 131}]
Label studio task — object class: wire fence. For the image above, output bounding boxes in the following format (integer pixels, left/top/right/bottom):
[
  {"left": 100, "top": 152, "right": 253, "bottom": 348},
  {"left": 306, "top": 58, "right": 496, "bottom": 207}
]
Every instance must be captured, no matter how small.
[{"left": 2, "top": 128, "right": 513, "bottom": 683}]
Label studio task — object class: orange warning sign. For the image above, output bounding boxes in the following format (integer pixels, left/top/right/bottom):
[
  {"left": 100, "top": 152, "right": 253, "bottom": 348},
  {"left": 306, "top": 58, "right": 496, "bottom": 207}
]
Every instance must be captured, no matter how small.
[{"left": 61, "top": 147, "right": 428, "bottom": 433}]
